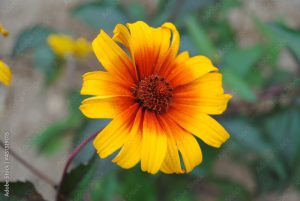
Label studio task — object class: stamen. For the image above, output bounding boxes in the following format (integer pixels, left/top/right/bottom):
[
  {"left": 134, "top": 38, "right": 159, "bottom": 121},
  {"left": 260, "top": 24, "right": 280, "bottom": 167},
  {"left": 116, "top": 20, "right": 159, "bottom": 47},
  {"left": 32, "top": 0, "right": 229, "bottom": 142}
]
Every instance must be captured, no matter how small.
[{"left": 132, "top": 74, "right": 173, "bottom": 114}]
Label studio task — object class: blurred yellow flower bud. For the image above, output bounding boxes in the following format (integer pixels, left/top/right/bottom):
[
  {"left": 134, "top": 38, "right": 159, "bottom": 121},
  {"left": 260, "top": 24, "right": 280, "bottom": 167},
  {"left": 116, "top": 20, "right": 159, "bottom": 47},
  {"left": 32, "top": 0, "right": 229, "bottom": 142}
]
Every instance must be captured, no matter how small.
[
  {"left": 0, "top": 22, "right": 9, "bottom": 37},
  {"left": 47, "top": 34, "right": 91, "bottom": 58},
  {"left": 0, "top": 60, "right": 12, "bottom": 87}
]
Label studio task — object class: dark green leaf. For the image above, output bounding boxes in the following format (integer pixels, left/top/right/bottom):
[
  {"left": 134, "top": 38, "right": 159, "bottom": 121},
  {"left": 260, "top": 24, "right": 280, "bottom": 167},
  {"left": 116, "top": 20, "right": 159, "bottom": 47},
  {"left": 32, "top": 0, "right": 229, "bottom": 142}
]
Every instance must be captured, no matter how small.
[
  {"left": 59, "top": 156, "right": 98, "bottom": 201},
  {"left": 270, "top": 23, "right": 300, "bottom": 63},
  {"left": 12, "top": 26, "right": 54, "bottom": 56},
  {"left": 32, "top": 120, "right": 69, "bottom": 155},
  {"left": 0, "top": 181, "right": 45, "bottom": 201},
  {"left": 210, "top": 178, "right": 250, "bottom": 201},
  {"left": 90, "top": 173, "right": 119, "bottom": 201},
  {"left": 33, "top": 45, "right": 63, "bottom": 85},
  {"left": 71, "top": 2, "right": 128, "bottom": 31},
  {"left": 222, "top": 118, "right": 270, "bottom": 156},
  {"left": 33, "top": 92, "right": 83, "bottom": 155},
  {"left": 119, "top": 168, "right": 157, "bottom": 201},
  {"left": 185, "top": 15, "right": 217, "bottom": 60},
  {"left": 73, "top": 119, "right": 109, "bottom": 165},
  {"left": 222, "top": 68, "right": 257, "bottom": 102},
  {"left": 125, "top": 2, "right": 147, "bottom": 21},
  {"left": 264, "top": 107, "right": 300, "bottom": 168},
  {"left": 252, "top": 16, "right": 283, "bottom": 65},
  {"left": 222, "top": 45, "right": 264, "bottom": 76}
]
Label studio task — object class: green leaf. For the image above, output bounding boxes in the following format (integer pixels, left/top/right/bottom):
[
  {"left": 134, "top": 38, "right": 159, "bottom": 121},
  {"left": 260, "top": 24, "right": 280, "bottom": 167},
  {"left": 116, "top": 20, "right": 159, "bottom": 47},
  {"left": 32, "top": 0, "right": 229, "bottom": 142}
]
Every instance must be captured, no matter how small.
[
  {"left": 222, "top": 118, "right": 271, "bottom": 156},
  {"left": 90, "top": 173, "right": 119, "bottom": 201},
  {"left": 0, "top": 181, "right": 45, "bottom": 201},
  {"left": 119, "top": 168, "right": 157, "bottom": 201},
  {"left": 32, "top": 120, "right": 69, "bottom": 155},
  {"left": 210, "top": 178, "right": 250, "bottom": 201},
  {"left": 222, "top": 45, "right": 264, "bottom": 76},
  {"left": 222, "top": 68, "right": 257, "bottom": 102},
  {"left": 270, "top": 23, "right": 300, "bottom": 63},
  {"left": 33, "top": 92, "right": 83, "bottom": 155},
  {"left": 59, "top": 156, "right": 98, "bottom": 201},
  {"left": 185, "top": 15, "right": 217, "bottom": 60},
  {"left": 72, "top": 119, "right": 109, "bottom": 165},
  {"left": 264, "top": 107, "right": 300, "bottom": 168},
  {"left": 12, "top": 26, "right": 54, "bottom": 56},
  {"left": 33, "top": 45, "right": 64, "bottom": 85},
  {"left": 254, "top": 159, "right": 288, "bottom": 192},
  {"left": 252, "top": 16, "right": 283, "bottom": 65},
  {"left": 125, "top": 2, "right": 147, "bottom": 21},
  {"left": 71, "top": 2, "right": 128, "bottom": 31}
]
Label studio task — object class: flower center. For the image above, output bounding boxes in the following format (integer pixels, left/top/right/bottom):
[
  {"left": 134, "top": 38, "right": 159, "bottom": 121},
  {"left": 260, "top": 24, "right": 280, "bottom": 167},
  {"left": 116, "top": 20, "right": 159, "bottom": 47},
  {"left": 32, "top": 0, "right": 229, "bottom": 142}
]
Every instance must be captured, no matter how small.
[{"left": 131, "top": 74, "right": 173, "bottom": 114}]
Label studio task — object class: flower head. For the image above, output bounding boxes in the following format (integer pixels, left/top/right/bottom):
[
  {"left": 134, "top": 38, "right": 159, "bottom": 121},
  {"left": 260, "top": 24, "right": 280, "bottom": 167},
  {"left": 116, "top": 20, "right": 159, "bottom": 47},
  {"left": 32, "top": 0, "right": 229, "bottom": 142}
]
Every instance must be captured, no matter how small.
[
  {"left": 47, "top": 34, "right": 92, "bottom": 58},
  {"left": 80, "top": 21, "right": 232, "bottom": 174},
  {"left": 0, "top": 60, "right": 12, "bottom": 87}
]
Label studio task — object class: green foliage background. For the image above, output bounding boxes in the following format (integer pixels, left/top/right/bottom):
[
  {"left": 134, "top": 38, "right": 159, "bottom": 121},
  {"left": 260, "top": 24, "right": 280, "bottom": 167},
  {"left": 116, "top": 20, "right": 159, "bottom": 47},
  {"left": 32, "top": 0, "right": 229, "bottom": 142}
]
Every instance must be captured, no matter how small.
[{"left": 3, "top": 0, "right": 300, "bottom": 200}]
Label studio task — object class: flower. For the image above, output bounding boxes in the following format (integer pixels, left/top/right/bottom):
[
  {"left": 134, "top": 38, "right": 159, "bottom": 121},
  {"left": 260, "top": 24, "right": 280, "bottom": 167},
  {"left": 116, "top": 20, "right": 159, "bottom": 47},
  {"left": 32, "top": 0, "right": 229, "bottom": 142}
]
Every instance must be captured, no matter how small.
[
  {"left": 0, "top": 22, "right": 9, "bottom": 37},
  {"left": 80, "top": 21, "right": 231, "bottom": 174},
  {"left": 47, "top": 34, "right": 92, "bottom": 58},
  {"left": 0, "top": 60, "right": 12, "bottom": 86}
]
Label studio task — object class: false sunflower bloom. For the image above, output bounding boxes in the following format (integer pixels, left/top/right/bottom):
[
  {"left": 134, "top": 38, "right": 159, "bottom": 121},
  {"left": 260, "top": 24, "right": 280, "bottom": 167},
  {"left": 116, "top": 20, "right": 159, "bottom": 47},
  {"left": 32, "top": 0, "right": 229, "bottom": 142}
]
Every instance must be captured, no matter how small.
[{"left": 80, "top": 21, "right": 231, "bottom": 174}]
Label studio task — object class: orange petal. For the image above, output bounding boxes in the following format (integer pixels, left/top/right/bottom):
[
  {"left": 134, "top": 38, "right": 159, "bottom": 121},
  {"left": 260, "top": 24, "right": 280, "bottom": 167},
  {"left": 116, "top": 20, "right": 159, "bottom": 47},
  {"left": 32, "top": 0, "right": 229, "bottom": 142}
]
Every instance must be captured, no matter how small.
[
  {"left": 160, "top": 51, "right": 189, "bottom": 79},
  {"left": 167, "top": 55, "right": 218, "bottom": 88},
  {"left": 113, "top": 21, "right": 178, "bottom": 79},
  {"left": 167, "top": 107, "right": 230, "bottom": 148},
  {"left": 93, "top": 104, "right": 139, "bottom": 158},
  {"left": 112, "top": 108, "right": 143, "bottom": 169},
  {"left": 141, "top": 111, "right": 167, "bottom": 174},
  {"left": 80, "top": 95, "right": 134, "bottom": 119},
  {"left": 173, "top": 72, "right": 232, "bottom": 114},
  {"left": 81, "top": 71, "right": 132, "bottom": 96},
  {"left": 92, "top": 30, "right": 137, "bottom": 83}
]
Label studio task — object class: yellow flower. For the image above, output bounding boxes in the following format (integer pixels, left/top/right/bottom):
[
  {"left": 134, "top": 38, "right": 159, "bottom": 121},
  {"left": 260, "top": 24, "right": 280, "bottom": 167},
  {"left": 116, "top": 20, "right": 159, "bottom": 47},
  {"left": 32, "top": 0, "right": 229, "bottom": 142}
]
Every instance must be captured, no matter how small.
[
  {"left": 80, "top": 21, "right": 232, "bottom": 174},
  {"left": 0, "top": 23, "right": 9, "bottom": 37},
  {"left": 73, "top": 38, "right": 92, "bottom": 58},
  {"left": 0, "top": 60, "right": 12, "bottom": 86},
  {"left": 47, "top": 34, "right": 91, "bottom": 58}
]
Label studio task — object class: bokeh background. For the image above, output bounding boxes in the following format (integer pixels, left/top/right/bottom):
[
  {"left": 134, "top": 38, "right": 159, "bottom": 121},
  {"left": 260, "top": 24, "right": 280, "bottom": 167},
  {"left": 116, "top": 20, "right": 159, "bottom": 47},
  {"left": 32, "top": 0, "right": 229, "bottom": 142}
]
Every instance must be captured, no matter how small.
[{"left": 1, "top": 0, "right": 300, "bottom": 200}]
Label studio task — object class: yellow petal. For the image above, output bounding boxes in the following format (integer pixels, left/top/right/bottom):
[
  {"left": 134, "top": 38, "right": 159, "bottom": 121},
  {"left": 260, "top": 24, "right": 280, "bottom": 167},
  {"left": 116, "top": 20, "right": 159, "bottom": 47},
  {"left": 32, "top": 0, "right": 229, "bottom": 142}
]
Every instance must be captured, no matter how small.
[
  {"left": 0, "top": 60, "right": 12, "bottom": 86},
  {"left": 168, "top": 55, "right": 218, "bottom": 88},
  {"left": 173, "top": 94, "right": 232, "bottom": 115},
  {"left": 93, "top": 104, "right": 139, "bottom": 158},
  {"left": 141, "top": 111, "right": 167, "bottom": 174},
  {"left": 81, "top": 71, "right": 131, "bottom": 96},
  {"left": 80, "top": 95, "right": 134, "bottom": 119},
  {"left": 173, "top": 72, "right": 232, "bottom": 114},
  {"left": 73, "top": 37, "right": 92, "bottom": 58},
  {"left": 112, "top": 108, "right": 143, "bottom": 168},
  {"left": 92, "top": 30, "right": 137, "bottom": 83},
  {"left": 160, "top": 115, "right": 202, "bottom": 173},
  {"left": 167, "top": 107, "right": 230, "bottom": 148},
  {"left": 176, "top": 130, "right": 202, "bottom": 173},
  {"left": 47, "top": 34, "right": 74, "bottom": 57},
  {"left": 159, "top": 116, "right": 184, "bottom": 174}
]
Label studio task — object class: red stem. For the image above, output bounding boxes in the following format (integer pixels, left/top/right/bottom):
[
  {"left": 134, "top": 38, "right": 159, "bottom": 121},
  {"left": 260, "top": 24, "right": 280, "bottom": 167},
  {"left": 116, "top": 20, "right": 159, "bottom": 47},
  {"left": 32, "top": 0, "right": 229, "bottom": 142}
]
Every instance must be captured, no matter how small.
[{"left": 56, "top": 130, "right": 100, "bottom": 201}]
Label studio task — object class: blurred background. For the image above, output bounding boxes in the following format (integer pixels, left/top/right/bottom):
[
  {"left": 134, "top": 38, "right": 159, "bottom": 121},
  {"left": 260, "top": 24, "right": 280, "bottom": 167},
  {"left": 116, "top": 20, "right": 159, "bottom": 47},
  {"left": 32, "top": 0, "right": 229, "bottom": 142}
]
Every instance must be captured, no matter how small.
[{"left": 1, "top": 0, "right": 300, "bottom": 200}]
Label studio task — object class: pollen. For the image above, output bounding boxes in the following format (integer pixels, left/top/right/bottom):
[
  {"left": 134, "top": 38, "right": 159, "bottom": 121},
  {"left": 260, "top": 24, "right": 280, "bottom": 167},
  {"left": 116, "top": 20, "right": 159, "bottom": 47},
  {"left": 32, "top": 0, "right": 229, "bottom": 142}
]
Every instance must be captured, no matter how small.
[{"left": 131, "top": 74, "right": 173, "bottom": 114}]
